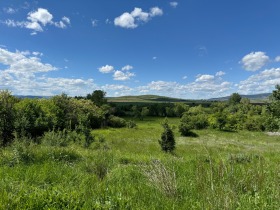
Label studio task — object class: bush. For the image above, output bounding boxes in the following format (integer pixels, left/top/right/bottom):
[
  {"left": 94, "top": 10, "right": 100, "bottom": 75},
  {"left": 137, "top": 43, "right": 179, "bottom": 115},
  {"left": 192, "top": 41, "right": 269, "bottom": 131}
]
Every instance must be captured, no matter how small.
[
  {"left": 107, "top": 115, "right": 126, "bottom": 128},
  {"left": 126, "top": 120, "right": 137, "bottom": 129},
  {"left": 159, "top": 119, "right": 175, "bottom": 152}
]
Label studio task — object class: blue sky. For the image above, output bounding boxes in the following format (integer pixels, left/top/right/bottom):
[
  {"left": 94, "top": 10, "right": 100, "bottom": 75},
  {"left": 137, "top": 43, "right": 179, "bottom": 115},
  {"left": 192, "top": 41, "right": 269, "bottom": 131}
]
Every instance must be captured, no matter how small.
[{"left": 1, "top": 0, "right": 280, "bottom": 99}]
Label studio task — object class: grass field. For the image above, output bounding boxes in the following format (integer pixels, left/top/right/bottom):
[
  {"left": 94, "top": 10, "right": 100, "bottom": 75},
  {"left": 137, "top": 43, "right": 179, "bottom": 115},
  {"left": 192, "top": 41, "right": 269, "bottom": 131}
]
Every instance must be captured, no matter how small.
[{"left": 0, "top": 117, "right": 279, "bottom": 209}]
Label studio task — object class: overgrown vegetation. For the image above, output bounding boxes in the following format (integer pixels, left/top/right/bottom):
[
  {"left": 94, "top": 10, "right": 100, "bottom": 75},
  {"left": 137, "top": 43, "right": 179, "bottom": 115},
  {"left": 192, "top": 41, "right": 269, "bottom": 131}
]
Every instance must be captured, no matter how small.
[{"left": 0, "top": 87, "right": 280, "bottom": 209}]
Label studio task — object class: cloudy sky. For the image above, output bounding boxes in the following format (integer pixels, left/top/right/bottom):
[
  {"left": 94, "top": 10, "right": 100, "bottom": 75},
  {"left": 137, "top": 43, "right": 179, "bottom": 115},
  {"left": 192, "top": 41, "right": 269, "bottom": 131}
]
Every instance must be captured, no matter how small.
[{"left": 1, "top": 0, "right": 280, "bottom": 99}]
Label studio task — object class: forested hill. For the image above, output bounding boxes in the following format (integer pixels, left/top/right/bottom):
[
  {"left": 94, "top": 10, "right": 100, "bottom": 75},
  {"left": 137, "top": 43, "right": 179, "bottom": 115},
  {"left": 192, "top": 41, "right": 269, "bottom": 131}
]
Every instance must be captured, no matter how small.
[
  {"left": 209, "top": 93, "right": 271, "bottom": 102},
  {"left": 106, "top": 95, "right": 194, "bottom": 103},
  {"left": 14, "top": 93, "right": 271, "bottom": 103},
  {"left": 107, "top": 93, "right": 271, "bottom": 103}
]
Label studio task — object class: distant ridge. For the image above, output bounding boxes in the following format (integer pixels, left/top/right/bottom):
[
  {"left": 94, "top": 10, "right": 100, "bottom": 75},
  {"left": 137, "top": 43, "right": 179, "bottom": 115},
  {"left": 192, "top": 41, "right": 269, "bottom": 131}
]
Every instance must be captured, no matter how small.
[
  {"left": 13, "top": 93, "right": 271, "bottom": 103},
  {"left": 108, "top": 93, "right": 271, "bottom": 103},
  {"left": 14, "top": 95, "right": 51, "bottom": 99},
  {"left": 209, "top": 93, "right": 271, "bottom": 102}
]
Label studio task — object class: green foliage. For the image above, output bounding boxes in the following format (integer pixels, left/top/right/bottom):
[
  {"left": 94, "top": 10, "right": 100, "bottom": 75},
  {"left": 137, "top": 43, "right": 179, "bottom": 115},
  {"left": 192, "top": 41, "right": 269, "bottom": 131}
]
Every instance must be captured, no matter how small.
[
  {"left": 229, "top": 92, "right": 242, "bottom": 105},
  {"left": 268, "top": 84, "right": 280, "bottom": 118},
  {"left": 107, "top": 115, "right": 127, "bottom": 128},
  {"left": 126, "top": 120, "right": 137, "bottom": 128},
  {"left": 0, "top": 90, "right": 16, "bottom": 146},
  {"left": 159, "top": 119, "right": 175, "bottom": 152},
  {"left": 141, "top": 107, "right": 149, "bottom": 120},
  {"left": 173, "top": 102, "right": 189, "bottom": 117},
  {"left": 86, "top": 90, "right": 107, "bottom": 106},
  {"left": 14, "top": 99, "right": 49, "bottom": 138}
]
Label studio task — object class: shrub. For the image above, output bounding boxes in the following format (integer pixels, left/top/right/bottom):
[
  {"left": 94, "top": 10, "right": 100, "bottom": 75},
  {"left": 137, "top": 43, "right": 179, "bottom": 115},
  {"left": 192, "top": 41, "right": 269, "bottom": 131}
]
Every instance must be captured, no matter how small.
[
  {"left": 107, "top": 115, "right": 126, "bottom": 128},
  {"left": 126, "top": 120, "right": 137, "bottom": 129},
  {"left": 159, "top": 119, "right": 175, "bottom": 152}
]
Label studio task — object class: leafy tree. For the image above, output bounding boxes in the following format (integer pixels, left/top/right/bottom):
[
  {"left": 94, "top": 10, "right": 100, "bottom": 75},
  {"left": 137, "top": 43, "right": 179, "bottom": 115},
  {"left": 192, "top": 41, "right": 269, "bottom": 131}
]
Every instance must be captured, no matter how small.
[
  {"left": 174, "top": 103, "right": 189, "bottom": 117},
  {"left": 268, "top": 85, "right": 280, "bottom": 118},
  {"left": 0, "top": 90, "right": 16, "bottom": 146},
  {"left": 86, "top": 90, "right": 107, "bottom": 107},
  {"left": 14, "top": 99, "right": 49, "bottom": 138},
  {"left": 159, "top": 119, "right": 175, "bottom": 152},
  {"left": 141, "top": 107, "right": 149, "bottom": 120},
  {"left": 228, "top": 93, "right": 242, "bottom": 105},
  {"left": 51, "top": 94, "right": 77, "bottom": 130},
  {"left": 132, "top": 105, "right": 141, "bottom": 119}
]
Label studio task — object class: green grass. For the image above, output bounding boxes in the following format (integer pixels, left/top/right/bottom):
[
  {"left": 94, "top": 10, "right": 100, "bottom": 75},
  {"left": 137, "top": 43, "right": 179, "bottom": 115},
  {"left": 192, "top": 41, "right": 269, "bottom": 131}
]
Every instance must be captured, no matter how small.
[{"left": 0, "top": 117, "right": 279, "bottom": 209}]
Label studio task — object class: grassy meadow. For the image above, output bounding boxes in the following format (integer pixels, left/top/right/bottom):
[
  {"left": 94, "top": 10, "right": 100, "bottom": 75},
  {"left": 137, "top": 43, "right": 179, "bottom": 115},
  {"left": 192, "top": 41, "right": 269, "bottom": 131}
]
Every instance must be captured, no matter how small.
[{"left": 0, "top": 117, "right": 279, "bottom": 209}]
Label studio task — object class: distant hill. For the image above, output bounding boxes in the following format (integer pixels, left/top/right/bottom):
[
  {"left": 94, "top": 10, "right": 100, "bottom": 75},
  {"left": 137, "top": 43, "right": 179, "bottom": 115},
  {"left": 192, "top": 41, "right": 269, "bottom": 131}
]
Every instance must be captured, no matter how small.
[
  {"left": 107, "top": 95, "right": 196, "bottom": 103},
  {"left": 14, "top": 95, "right": 51, "bottom": 99},
  {"left": 108, "top": 93, "right": 271, "bottom": 104},
  {"left": 209, "top": 93, "right": 271, "bottom": 102}
]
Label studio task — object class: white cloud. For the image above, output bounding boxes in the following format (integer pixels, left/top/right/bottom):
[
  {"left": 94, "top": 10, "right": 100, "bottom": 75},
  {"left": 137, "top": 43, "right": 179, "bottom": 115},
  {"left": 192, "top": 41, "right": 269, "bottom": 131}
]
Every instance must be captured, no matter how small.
[
  {"left": 240, "top": 51, "right": 269, "bottom": 71},
  {"left": 0, "top": 47, "right": 96, "bottom": 96},
  {"left": 132, "top": 8, "right": 149, "bottom": 22},
  {"left": 3, "top": 7, "right": 17, "bottom": 14},
  {"left": 215, "top": 71, "right": 226, "bottom": 76},
  {"left": 114, "top": 7, "right": 163, "bottom": 29},
  {"left": 2, "top": 8, "right": 70, "bottom": 34},
  {"left": 27, "top": 8, "right": 53, "bottom": 26},
  {"left": 150, "top": 7, "right": 163, "bottom": 17},
  {"left": 91, "top": 19, "right": 98, "bottom": 27},
  {"left": 122, "top": 65, "right": 133, "bottom": 71},
  {"left": 275, "top": 56, "right": 280, "bottom": 62},
  {"left": 62, "top": 16, "right": 70, "bottom": 25},
  {"left": 113, "top": 70, "right": 135, "bottom": 81},
  {"left": 98, "top": 65, "right": 114, "bottom": 73},
  {"left": 105, "top": 19, "right": 111, "bottom": 24},
  {"left": 26, "top": 21, "right": 43, "bottom": 31},
  {"left": 238, "top": 68, "right": 280, "bottom": 94},
  {"left": 182, "top": 76, "right": 187, "bottom": 80},
  {"left": 32, "top": 51, "right": 43, "bottom": 57},
  {"left": 196, "top": 74, "right": 215, "bottom": 82},
  {"left": 170, "top": 2, "right": 178, "bottom": 8},
  {"left": 114, "top": 12, "right": 137, "bottom": 29}
]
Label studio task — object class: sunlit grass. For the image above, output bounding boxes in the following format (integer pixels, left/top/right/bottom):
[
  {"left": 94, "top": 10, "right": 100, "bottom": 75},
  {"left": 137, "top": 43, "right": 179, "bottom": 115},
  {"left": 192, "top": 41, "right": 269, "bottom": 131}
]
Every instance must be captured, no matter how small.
[{"left": 0, "top": 117, "right": 279, "bottom": 209}]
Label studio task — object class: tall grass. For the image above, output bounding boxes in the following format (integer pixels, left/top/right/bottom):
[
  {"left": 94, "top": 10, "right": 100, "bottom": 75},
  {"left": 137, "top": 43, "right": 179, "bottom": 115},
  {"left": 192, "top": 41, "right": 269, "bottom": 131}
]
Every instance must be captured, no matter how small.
[{"left": 0, "top": 117, "right": 279, "bottom": 209}]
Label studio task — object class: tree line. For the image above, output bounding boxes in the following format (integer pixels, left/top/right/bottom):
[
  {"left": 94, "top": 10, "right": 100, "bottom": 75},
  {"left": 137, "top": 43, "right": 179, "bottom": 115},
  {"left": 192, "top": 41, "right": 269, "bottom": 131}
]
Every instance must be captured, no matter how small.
[{"left": 1, "top": 86, "right": 280, "bottom": 147}]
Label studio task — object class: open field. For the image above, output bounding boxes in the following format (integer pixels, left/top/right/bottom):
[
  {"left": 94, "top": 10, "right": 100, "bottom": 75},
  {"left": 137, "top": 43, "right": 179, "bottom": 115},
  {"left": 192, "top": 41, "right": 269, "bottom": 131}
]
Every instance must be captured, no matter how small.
[{"left": 1, "top": 117, "right": 279, "bottom": 209}]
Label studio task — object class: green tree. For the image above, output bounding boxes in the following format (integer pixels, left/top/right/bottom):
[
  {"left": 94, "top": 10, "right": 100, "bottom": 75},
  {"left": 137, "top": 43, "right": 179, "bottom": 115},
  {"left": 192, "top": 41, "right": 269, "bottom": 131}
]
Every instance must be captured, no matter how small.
[
  {"left": 14, "top": 98, "right": 49, "bottom": 138},
  {"left": 0, "top": 90, "right": 16, "bottom": 146},
  {"left": 159, "top": 119, "right": 175, "bottom": 152},
  {"left": 86, "top": 90, "right": 107, "bottom": 107},
  {"left": 268, "top": 85, "right": 280, "bottom": 117},
  {"left": 141, "top": 107, "right": 149, "bottom": 120},
  {"left": 228, "top": 93, "right": 242, "bottom": 105},
  {"left": 174, "top": 103, "right": 189, "bottom": 117}
]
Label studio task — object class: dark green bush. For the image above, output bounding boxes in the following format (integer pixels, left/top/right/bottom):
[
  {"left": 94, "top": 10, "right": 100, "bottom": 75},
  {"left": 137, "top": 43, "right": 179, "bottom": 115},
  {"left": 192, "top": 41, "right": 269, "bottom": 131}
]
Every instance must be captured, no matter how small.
[
  {"left": 159, "top": 119, "right": 175, "bottom": 152},
  {"left": 107, "top": 115, "right": 126, "bottom": 128}
]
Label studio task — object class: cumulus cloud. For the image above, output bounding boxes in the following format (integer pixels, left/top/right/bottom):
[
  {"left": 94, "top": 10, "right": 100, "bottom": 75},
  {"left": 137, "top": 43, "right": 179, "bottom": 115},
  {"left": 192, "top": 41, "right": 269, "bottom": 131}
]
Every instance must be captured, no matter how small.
[
  {"left": 114, "top": 7, "right": 163, "bottom": 29},
  {"left": 240, "top": 51, "right": 269, "bottom": 71},
  {"left": 215, "top": 71, "right": 226, "bottom": 77},
  {"left": 1, "top": 8, "right": 71, "bottom": 34},
  {"left": 122, "top": 65, "right": 133, "bottom": 71},
  {"left": 238, "top": 68, "right": 280, "bottom": 94},
  {"left": 27, "top": 8, "right": 53, "bottom": 26},
  {"left": 113, "top": 70, "right": 135, "bottom": 81},
  {"left": 98, "top": 65, "right": 114, "bottom": 73},
  {"left": 0, "top": 47, "right": 96, "bottom": 96},
  {"left": 149, "top": 7, "right": 163, "bottom": 17},
  {"left": 196, "top": 74, "right": 215, "bottom": 82},
  {"left": 275, "top": 56, "right": 280, "bottom": 62},
  {"left": 170, "top": 2, "right": 178, "bottom": 8}
]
